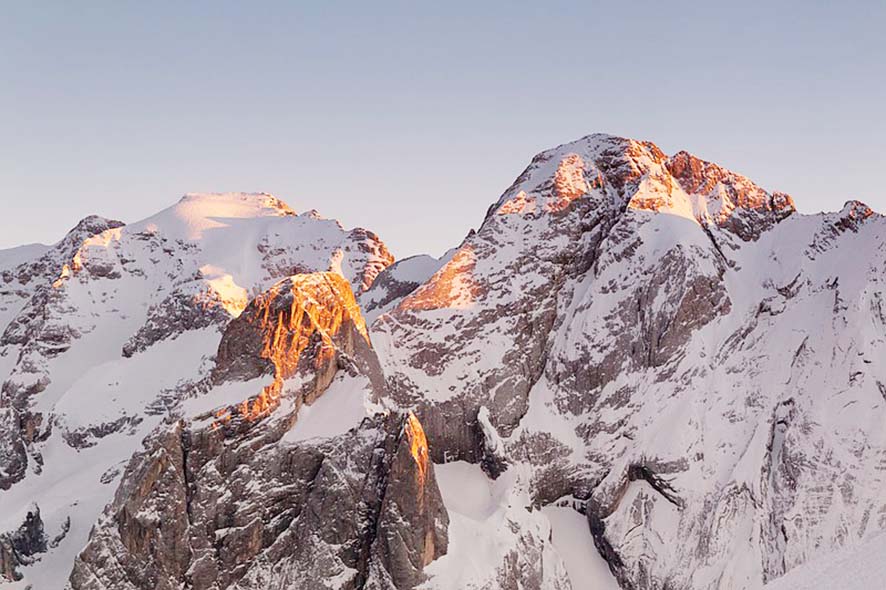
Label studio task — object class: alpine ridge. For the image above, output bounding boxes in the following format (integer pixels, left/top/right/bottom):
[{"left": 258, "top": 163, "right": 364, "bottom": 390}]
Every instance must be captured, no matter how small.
[{"left": 0, "top": 135, "right": 884, "bottom": 590}]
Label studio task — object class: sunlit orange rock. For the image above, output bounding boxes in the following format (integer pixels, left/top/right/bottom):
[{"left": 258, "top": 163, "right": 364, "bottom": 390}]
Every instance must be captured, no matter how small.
[
  {"left": 211, "top": 271, "right": 371, "bottom": 424},
  {"left": 405, "top": 411, "right": 429, "bottom": 484},
  {"left": 371, "top": 411, "right": 449, "bottom": 586},
  {"left": 497, "top": 190, "right": 536, "bottom": 215},
  {"left": 549, "top": 153, "right": 589, "bottom": 211},
  {"left": 398, "top": 246, "right": 483, "bottom": 312},
  {"left": 666, "top": 150, "right": 796, "bottom": 227}
]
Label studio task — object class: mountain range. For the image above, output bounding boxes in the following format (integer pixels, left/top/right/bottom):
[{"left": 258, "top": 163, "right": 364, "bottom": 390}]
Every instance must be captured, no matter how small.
[{"left": 1, "top": 133, "right": 884, "bottom": 590}]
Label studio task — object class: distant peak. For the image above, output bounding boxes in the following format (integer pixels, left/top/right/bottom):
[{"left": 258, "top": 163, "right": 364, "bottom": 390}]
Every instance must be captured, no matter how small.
[
  {"left": 831, "top": 200, "right": 876, "bottom": 233},
  {"left": 69, "top": 215, "right": 125, "bottom": 235},
  {"left": 63, "top": 216, "right": 125, "bottom": 247},
  {"left": 839, "top": 199, "right": 874, "bottom": 218},
  {"left": 178, "top": 192, "right": 297, "bottom": 216}
]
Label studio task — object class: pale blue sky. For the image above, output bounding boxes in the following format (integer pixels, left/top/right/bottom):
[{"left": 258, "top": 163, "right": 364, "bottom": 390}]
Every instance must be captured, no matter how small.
[{"left": 3, "top": 1, "right": 884, "bottom": 257}]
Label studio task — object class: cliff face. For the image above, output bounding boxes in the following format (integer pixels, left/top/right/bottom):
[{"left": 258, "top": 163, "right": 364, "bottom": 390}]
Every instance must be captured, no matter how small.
[
  {"left": 213, "top": 272, "right": 371, "bottom": 384},
  {"left": 211, "top": 272, "right": 382, "bottom": 424},
  {"left": 69, "top": 413, "right": 448, "bottom": 590}
]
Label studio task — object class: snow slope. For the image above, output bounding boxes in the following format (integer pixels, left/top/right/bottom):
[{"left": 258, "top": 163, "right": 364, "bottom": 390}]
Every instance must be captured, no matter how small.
[
  {"left": 426, "top": 461, "right": 574, "bottom": 590},
  {"left": 763, "top": 530, "right": 886, "bottom": 590},
  {"left": 542, "top": 505, "right": 620, "bottom": 590}
]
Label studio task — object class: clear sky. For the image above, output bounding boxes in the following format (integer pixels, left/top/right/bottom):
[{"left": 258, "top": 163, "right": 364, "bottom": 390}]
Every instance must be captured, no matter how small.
[{"left": 3, "top": 1, "right": 884, "bottom": 258}]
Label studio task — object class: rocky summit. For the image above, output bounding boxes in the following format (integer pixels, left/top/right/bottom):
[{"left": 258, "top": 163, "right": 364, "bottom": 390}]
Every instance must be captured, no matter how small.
[{"left": 1, "top": 135, "right": 885, "bottom": 589}]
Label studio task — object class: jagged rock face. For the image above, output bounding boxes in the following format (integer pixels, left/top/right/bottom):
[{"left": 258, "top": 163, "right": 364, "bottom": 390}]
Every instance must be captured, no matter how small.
[
  {"left": 664, "top": 150, "right": 796, "bottom": 241},
  {"left": 346, "top": 227, "right": 398, "bottom": 293},
  {"left": 211, "top": 272, "right": 385, "bottom": 424},
  {"left": 0, "top": 505, "right": 47, "bottom": 581},
  {"left": 368, "top": 413, "right": 446, "bottom": 589},
  {"left": 68, "top": 412, "right": 448, "bottom": 590},
  {"left": 214, "top": 272, "right": 370, "bottom": 385}
]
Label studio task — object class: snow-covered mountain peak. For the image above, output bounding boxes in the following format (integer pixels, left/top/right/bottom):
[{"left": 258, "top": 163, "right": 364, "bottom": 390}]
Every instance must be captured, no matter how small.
[
  {"left": 491, "top": 133, "right": 796, "bottom": 243},
  {"left": 837, "top": 198, "right": 876, "bottom": 223},
  {"left": 492, "top": 133, "right": 661, "bottom": 216},
  {"left": 65, "top": 214, "right": 126, "bottom": 240},
  {"left": 178, "top": 190, "right": 296, "bottom": 212},
  {"left": 133, "top": 191, "right": 297, "bottom": 242},
  {"left": 0, "top": 193, "right": 395, "bottom": 578},
  {"left": 46, "top": 215, "right": 126, "bottom": 267},
  {"left": 370, "top": 133, "right": 886, "bottom": 590}
]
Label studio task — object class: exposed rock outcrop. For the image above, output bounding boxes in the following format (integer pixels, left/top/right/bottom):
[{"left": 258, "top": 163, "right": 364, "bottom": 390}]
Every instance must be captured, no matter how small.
[
  {"left": 122, "top": 282, "right": 243, "bottom": 358},
  {"left": 213, "top": 272, "right": 371, "bottom": 385},
  {"left": 68, "top": 411, "right": 448, "bottom": 590},
  {"left": 0, "top": 407, "right": 28, "bottom": 490},
  {"left": 0, "top": 505, "right": 47, "bottom": 581},
  {"left": 211, "top": 272, "right": 385, "bottom": 426}
]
